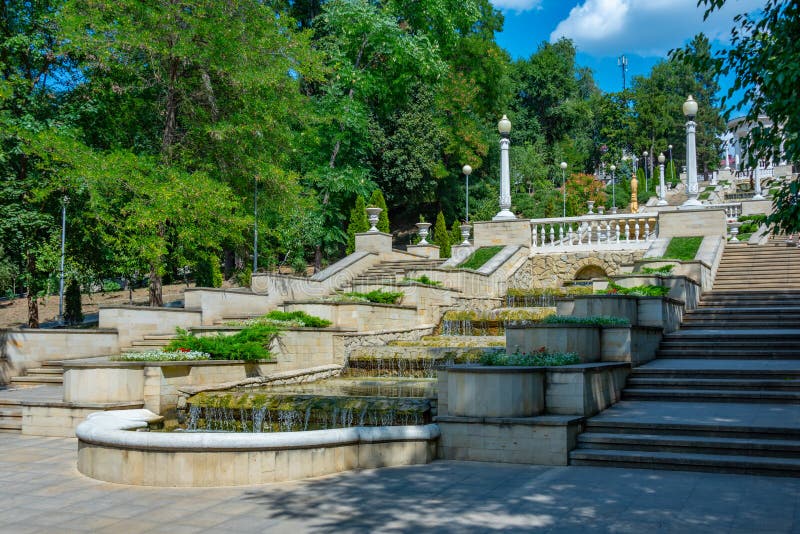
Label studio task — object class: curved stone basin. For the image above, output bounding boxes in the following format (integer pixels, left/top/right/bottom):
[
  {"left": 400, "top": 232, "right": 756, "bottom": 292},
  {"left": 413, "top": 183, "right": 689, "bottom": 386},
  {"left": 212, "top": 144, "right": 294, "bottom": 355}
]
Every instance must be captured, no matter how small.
[{"left": 77, "top": 410, "right": 440, "bottom": 487}]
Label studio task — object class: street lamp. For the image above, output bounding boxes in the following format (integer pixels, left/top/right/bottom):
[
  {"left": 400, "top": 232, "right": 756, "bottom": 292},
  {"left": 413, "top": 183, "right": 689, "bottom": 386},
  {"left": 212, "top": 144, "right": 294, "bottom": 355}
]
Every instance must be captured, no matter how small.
[
  {"left": 560, "top": 161, "right": 568, "bottom": 218},
  {"left": 682, "top": 95, "right": 701, "bottom": 206},
  {"left": 609, "top": 164, "right": 617, "bottom": 213},
  {"left": 668, "top": 144, "right": 674, "bottom": 186},
  {"left": 58, "top": 195, "right": 68, "bottom": 325},
  {"left": 253, "top": 174, "right": 258, "bottom": 272},
  {"left": 462, "top": 164, "right": 472, "bottom": 223},
  {"left": 642, "top": 151, "right": 649, "bottom": 193},
  {"left": 493, "top": 115, "right": 515, "bottom": 220},
  {"left": 657, "top": 152, "right": 667, "bottom": 206}
]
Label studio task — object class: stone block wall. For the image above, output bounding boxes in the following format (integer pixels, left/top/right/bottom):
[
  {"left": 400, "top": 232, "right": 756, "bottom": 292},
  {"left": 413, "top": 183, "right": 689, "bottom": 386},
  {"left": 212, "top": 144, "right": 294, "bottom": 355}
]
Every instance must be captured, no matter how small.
[{"left": 510, "top": 250, "right": 646, "bottom": 290}]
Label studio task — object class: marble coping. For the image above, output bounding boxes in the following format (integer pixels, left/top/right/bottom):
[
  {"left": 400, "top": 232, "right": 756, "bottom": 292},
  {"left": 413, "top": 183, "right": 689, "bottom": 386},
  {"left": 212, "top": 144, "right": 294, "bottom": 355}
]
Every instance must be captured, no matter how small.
[
  {"left": 284, "top": 300, "right": 417, "bottom": 310},
  {"left": 76, "top": 409, "right": 441, "bottom": 452},
  {"left": 62, "top": 358, "right": 275, "bottom": 369},
  {"left": 445, "top": 362, "right": 630, "bottom": 374}
]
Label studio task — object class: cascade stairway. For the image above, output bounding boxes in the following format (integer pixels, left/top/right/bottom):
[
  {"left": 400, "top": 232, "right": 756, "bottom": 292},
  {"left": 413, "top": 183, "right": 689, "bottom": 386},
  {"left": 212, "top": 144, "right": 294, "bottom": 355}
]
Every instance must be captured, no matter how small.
[
  {"left": 119, "top": 333, "right": 180, "bottom": 353},
  {"left": 351, "top": 259, "right": 444, "bottom": 285},
  {"left": 570, "top": 242, "right": 800, "bottom": 476}
]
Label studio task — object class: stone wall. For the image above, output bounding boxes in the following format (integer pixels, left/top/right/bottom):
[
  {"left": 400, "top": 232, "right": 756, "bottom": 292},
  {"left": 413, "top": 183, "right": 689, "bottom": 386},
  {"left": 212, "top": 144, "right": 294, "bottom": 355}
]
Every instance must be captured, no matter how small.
[
  {"left": 99, "top": 306, "right": 202, "bottom": 348},
  {"left": 184, "top": 288, "right": 272, "bottom": 326},
  {"left": 509, "top": 250, "right": 647, "bottom": 290}
]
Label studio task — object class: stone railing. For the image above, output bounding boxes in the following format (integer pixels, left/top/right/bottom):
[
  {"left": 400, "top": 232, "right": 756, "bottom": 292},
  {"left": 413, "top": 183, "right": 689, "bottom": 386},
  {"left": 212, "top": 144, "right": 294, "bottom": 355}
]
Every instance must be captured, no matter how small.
[
  {"left": 530, "top": 213, "right": 658, "bottom": 251},
  {"left": 715, "top": 202, "right": 742, "bottom": 221}
]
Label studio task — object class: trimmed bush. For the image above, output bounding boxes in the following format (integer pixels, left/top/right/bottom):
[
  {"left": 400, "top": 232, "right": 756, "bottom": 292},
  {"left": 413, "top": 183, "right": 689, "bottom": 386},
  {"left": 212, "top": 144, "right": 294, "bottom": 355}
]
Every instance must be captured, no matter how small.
[
  {"left": 164, "top": 325, "right": 280, "bottom": 361},
  {"left": 64, "top": 279, "right": 83, "bottom": 325},
  {"left": 603, "top": 281, "right": 670, "bottom": 297},
  {"left": 433, "top": 211, "right": 450, "bottom": 258},
  {"left": 479, "top": 350, "right": 580, "bottom": 367},
  {"left": 195, "top": 258, "right": 222, "bottom": 288},
  {"left": 540, "top": 314, "right": 631, "bottom": 326},
  {"left": 346, "top": 196, "right": 369, "bottom": 255},
  {"left": 341, "top": 289, "right": 404, "bottom": 304},
  {"left": 639, "top": 264, "right": 675, "bottom": 275}
]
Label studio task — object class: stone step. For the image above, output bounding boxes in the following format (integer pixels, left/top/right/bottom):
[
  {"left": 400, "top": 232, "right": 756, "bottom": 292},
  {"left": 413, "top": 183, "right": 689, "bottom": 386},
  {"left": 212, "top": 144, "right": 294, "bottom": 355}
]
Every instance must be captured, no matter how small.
[
  {"left": 659, "top": 339, "right": 800, "bottom": 348},
  {"left": 700, "top": 293, "right": 800, "bottom": 304},
  {"left": 664, "top": 329, "right": 800, "bottom": 340},
  {"left": 687, "top": 307, "right": 800, "bottom": 315},
  {"left": 576, "top": 432, "right": 800, "bottom": 458},
  {"left": 712, "top": 283, "right": 800, "bottom": 291},
  {"left": 40, "top": 361, "right": 64, "bottom": 368},
  {"left": 584, "top": 418, "right": 800, "bottom": 440},
  {"left": 24, "top": 367, "right": 64, "bottom": 375},
  {"left": 0, "top": 407, "right": 22, "bottom": 418},
  {"left": 679, "top": 319, "right": 800, "bottom": 328},
  {"left": 627, "top": 377, "right": 800, "bottom": 390},
  {"left": 9, "top": 376, "right": 63, "bottom": 385},
  {"left": 569, "top": 449, "right": 800, "bottom": 476},
  {"left": 141, "top": 333, "right": 181, "bottom": 340},
  {"left": 655, "top": 350, "right": 800, "bottom": 359},
  {"left": 130, "top": 340, "right": 174, "bottom": 347},
  {"left": 622, "top": 388, "right": 800, "bottom": 403}
]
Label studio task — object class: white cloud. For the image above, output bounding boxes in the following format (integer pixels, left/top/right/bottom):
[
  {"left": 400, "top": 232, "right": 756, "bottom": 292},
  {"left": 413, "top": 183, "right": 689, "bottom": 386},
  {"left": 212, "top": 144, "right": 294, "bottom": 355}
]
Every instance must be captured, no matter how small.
[
  {"left": 492, "top": 0, "right": 543, "bottom": 14},
  {"left": 549, "top": 0, "right": 764, "bottom": 57}
]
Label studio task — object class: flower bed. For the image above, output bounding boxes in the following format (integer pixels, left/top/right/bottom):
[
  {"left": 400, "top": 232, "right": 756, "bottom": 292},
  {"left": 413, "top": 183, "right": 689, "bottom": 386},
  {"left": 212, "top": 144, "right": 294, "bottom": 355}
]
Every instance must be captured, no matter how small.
[{"left": 113, "top": 349, "right": 211, "bottom": 362}]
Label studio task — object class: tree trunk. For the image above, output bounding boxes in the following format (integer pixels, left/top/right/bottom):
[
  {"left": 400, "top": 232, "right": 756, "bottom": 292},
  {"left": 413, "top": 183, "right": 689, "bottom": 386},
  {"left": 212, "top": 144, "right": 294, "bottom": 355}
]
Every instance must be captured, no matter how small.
[
  {"left": 161, "top": 56, "right": 180, "bottom": 161},
  {"left": 224, "top": 249, "right": 235, "bottom": 279},
  {"left": 149, "top": 264, "right": 163, "bottom": 307},
  {"left": 26, "top": 253, "right": 39, "bottom": 328},
  {"left": 314, "top": 245, "right": 322, "bottom": 273}
]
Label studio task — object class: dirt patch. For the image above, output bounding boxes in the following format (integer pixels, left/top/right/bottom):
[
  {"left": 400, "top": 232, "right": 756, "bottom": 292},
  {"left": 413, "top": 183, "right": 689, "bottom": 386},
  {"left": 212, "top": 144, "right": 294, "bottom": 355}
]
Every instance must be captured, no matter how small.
[{"left": 0, "top": 283, "right": 191, "bottom": 329}]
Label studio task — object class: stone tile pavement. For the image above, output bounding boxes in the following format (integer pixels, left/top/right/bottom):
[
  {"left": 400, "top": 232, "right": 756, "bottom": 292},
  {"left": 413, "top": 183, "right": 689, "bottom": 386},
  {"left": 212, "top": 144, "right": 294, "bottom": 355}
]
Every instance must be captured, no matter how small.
[{"left": 1, "top": 433, "right": 800, "bottom": 533}]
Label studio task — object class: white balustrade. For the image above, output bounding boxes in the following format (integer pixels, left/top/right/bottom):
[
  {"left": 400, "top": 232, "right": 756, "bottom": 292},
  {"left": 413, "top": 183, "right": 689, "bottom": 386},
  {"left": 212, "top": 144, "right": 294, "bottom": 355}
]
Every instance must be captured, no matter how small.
[
  {"left": 530, "top": 213, "right": 659, "bottom": 251},
  {"left": 716, "top": 202, "right": 743, "bottom": 222}
]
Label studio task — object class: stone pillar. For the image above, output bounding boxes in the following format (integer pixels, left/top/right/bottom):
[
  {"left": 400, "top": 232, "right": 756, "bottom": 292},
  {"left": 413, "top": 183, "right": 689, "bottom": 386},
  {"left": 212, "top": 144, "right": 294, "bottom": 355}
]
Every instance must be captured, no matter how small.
[
  {"left": 683, "top": 119, "right": 701, "bottom": 206},
  {"left": 493, "top": 117, "right": 515, "bottom": 221},
  {"left": 630, "top": 175, "right": 639, "bottom": 214},
  {"left": 658, "top": 161, "right": 668, "bottom": 206},
  {"left": 753, "top": 167, "right": 764, "bottom": 200}
]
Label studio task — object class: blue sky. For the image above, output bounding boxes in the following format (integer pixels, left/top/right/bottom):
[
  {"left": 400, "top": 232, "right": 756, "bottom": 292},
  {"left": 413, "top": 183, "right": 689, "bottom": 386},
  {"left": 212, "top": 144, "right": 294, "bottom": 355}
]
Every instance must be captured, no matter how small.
[{"left": 493, "top": 0, "right": 764, "bottom": 96}]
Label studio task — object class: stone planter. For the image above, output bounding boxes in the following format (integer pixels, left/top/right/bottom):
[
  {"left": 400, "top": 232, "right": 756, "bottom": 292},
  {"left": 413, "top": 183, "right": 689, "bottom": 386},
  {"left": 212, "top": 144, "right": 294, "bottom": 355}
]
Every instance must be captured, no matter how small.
[
  {"left": 416, "top": 222, "right": 432, "bottom": 245},
  {"left": 505, "top": 324, "right": 601, "bottom": 363},
  {"left": 446, "top": 366, "right": 544, "bottom": 418}
]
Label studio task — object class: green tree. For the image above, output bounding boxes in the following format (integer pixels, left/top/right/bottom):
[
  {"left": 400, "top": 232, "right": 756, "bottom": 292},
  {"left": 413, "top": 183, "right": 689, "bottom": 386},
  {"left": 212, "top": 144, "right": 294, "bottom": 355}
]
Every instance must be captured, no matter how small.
[
  {"left": 450, "top": 219, "right": 462, "bottom": 247},
  {"left": 346, "top": 196, "right": 369, "bottom": 255},
  {"left": 64, "top": 279, "right": 83, "bottom": 326},
  {"left": 368, "top": 189, "right": 390, "bottom": 233},
  {"left": 432, "top": 211, "right": 450, "bottom": 258}
]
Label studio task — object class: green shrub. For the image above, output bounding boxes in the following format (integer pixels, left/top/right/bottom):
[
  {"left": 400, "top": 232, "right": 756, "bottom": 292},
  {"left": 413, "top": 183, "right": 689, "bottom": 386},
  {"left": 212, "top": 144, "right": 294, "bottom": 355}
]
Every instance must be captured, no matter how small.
[
  {"left": 450, "top": 219, "right": 462, "bottom": 247},
  {"left": 64, "top": 279, "right": 83, "bottom": 325},
  {"left": 639, "top": 264, "right": 675, "bottom": 275},
  {"left": 459, "top": 246, "right": 503, "bottom": 270},
  {"left": 368, "top": 189, "right": 390, "bottom": 233},
  {"left": 479, "top": 350, "right": 580, "bottom": 367},
  {"left": 102, "top": 279, "right": 122, "bottom": 292},
  {"left": 404, "top": 275, "right": 442, "bottom": 287},
  {"left": 698, "top": 190, "right": 711, "bottom": 200},
  {"left": 164, "top": 325, "right": 280, "bottom": 361},
  {"left": 433, "top": 211, "right": 451, "bottom": 258},
  {"left": 263, "top": 310, "right": 332, "bottom": 328},
  {"left": 346, "top": 196, "right": 369, "bottom": 255},
  {"left": 663, "top": 236, "right": 703, "bottom": 261},
  {"left": 195, "top": 258, "right": 222, "bottom": 288},
  {"left": 603, "top": 281, "right": 670, "bottom": 297},
  {"left": 540, "top": 314, "right": 630, "bottom": 326},
  {"left": 235, "top": 267, "right": 252, "bottom": 287},
  {"left": 343, "top": 289, "right": 404, "bottom": 304}
]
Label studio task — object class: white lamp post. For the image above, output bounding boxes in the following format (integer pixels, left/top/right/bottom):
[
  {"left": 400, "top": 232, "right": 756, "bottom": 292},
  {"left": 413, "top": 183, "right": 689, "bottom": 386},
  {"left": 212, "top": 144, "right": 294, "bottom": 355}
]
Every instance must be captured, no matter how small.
[
  {"left": 253, "top": 175, "right": 258, "bottom": 272},
  {"left": 58, "top": 195, "right": 68, "bottom": 325},
  {"left": 682, "top": 95, "right": 701, "bottom": 206},
  {"left": 668, "top": 144, "right": 674, "bottom": 187},
  {"left": 642, "top": 151, "right": 649, "bottom": 193},
  {"left": 657, "top": 152, "right": 667, "bottom": 205},
  {"left": 560, "top": 161, "right": 568, "bottom": 218},
  {"left": 462, "top": 164, "right": 472, "bottom": 222},
  {"left": 493, "top": 115, "right": 515, "bottom": 220},
  {"left": 610, "top": 164, "right": 617, "bottom": 213}
]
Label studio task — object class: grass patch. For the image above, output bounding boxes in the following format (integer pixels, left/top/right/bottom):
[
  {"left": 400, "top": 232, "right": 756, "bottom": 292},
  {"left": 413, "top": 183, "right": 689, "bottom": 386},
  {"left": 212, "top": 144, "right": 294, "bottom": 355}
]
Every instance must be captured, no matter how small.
[
  {"left": 479, "top": 350, "right": 580, "bottom": 367},
  {"left": 459, "top": 246, "right": 504, "bottom": 270},
  {"left": 225, "top": 310, "right": 331, "bottom": 328},
  {"left": 603, "top": 281, "right": 670, "bottom": 297},
  {"left": 506, "top": 286, "right": 593, "bottom": 298},
  {"left": 403, "top": 275, "right": 442, "bottom": 287},
  {"left": 540, "top": 314, "right": 630, "bottom": 326},
  {"left": 663, "top": 236, "right": 703, "bottom": 261},
  {"left": 698, "top": 190, "right": 711, "bottom": 200},
  {"left": 113, "top": 349, "right": 211, "bottom": 362},
  {"left": 163, "top": 325, "right": 280, "bottom": 361},
  {"left": 639, "top": 264, "right": 675, "bottom": 275},
  {"left": 343, "top": 289, "right": 404, "bottom": 304}
]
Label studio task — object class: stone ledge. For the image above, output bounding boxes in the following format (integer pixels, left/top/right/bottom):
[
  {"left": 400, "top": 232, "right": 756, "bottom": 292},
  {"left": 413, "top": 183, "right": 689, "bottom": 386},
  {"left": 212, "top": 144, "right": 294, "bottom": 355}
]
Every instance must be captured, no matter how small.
[
  {"left": 98, "top": 305, "right": 202, "bottom": 313},
  {"left": 436, "top": 414, "right": 583, "bottom": 426},
  {"left": 545, "top": 362, "right": 631, "bottom": 374},
  {"left": 284, "top": 300, "right": 417, "bottom": 310},
  {"left": 183, "top": 287, "right": 255, "bottom": 294},
  {"left": 23, "top": 400, "right": 144, "bottom": 409},
  {"left": 63, "top": 358, "right": 276, "bottom": 369},
  {"left": 1, "top": 327, "right": 118, "bottom": 334}
]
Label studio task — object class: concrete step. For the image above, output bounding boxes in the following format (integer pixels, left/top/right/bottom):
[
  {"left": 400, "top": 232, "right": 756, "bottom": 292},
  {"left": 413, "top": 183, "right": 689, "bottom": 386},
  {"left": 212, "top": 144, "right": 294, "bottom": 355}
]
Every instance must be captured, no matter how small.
[
  {"left": 664, "top": 329, "right": 800, "bottom": 340},
  {"left": 24, "top": 368, "right": 63, "bottom": 375},
  {"left": 9, "top": 376, "right": 63, "bottom": 385},
  {"left": 659, "top": 339, "right": 800, "bottom": 349},
  {"left": 576, "top": 432, "right": 800, "bottom": 458},
  {"left": 569, "top": 449, "right": 800, "bottom": 476},
  {"left": 141, "top": 334, "right": 181, "bottom": 340},
  {"left": 627, "top": 377, "right": 800, "bottom": 390},
  {"left": 622, "top": 388, "right": 800, "bottom": 403},
  {"left": 655, "top": 349, "right": 800, "bottom": 359},
  {"left": 40, "top": 361, "right": 64, "bottom": 368},
  {"left": 679, "top": 320, "right": 800, "bottom": 328},
  {"left": 687, "top": 307, "right": 800, "bottom": 315}
]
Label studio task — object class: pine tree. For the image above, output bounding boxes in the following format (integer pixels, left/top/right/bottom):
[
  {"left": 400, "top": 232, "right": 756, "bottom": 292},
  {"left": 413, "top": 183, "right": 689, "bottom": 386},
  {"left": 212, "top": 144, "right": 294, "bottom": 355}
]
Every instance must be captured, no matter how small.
[
  {"left": 368, "top": 189, "right": 390, "bottom": 233},
  {"left": 64, "top": 279, "right": 83, "bottom": 326},
  {"left": 433, "top": 211, "right": 451, "bottom": 258},
  {"left": 450, "top": 219, "right": 462, "bottom": 247},
  {"left": 665, "top": 160, "right": 679, "bottom": 186},
  {"left": 346, "top": 196, "right": 369, "bottom": 254}
]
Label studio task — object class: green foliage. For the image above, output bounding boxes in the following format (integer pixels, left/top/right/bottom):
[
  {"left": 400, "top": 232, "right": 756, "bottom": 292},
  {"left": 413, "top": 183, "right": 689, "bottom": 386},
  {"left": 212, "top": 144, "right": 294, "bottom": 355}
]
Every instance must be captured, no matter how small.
[
  {"left": 114, "top": 350, "right": 211, "bottom": 362},
  {"left": 165, "top": 325, "right": 280, "bottom": 361},
  {"left": 195, "top": 258, "right": 223, "bottom": 288},
  {"left": 479, "top": 350, "right": 581, "bottom": 367},
  {"left": 102, "top": 280, "right": 122, "bottom": 293},
  {"left": 342, "top": 289, "right": 404, "bottom": 305},
  {"left": 450, "top": 219, "right": 462, "bottom": 247},
  {"left": 346, "top": 196, "right": 369, "bottom": 255},
  {"left": 506, "top": 286, "right": 593, "bottom": 298},
  {"left": 640, "top": 265, "right": 676, "bottom": 275},
  {"left": 603, "top": 281, "right": 671, "bottom": 297},
  {"left": 432, "top": 211, "right": 451, "bottom": 258},
  {"left": 459, "top": 246, "right": 503, "bottom": 270},
  {"left": 540, "top": 315, "right": 631, "bottom": 326},
  {"left": 665, "top": 160, "right": 679, "bottom": 185},
  {"left": 663, "top": 236, "right": 703, "bottom": 261},
  {"left": 263, "top": 310, "right": 332, "bottom": 328},
  {"left": 404, "top": 275, "right": 442, "bottom": 287},
  {"left": 368, "top": 189, "right": 390, "bottom": 233},
  {"left": 64, "top": 279, "right": 84, "bottom": 325},
  {"left": 235, "top": 268, "right": 252, "bottom": 288},
  {"left": 767, "top": 179, "right": 800, "bottom": 235},
  {"left": 738, "top": 214, "right": 767, "bottom": 235}
]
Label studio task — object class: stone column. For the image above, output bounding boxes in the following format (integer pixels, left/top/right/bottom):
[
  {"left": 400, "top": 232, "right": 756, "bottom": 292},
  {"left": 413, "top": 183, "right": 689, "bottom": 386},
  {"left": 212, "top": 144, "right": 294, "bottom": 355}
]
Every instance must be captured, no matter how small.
[
  {"left": 753, "top": 167, "right": 764, "bottom": 200},
  {"left": 683, "top": 119, "right": 701, "bottom": 206},
  {"left": 658, "top": 161, "right": 668, "bottom": 206},
  {"left": 493, "top": 116, "right": 515, "bottom": 220}
]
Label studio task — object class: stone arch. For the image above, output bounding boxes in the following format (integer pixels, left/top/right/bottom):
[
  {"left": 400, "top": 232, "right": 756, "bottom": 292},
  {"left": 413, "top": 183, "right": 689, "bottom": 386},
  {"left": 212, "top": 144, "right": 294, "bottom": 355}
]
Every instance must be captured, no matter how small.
[
  {"left": 574, "top": 264, "right": 607, "bottom": 280},
  {"left": 567, "top": 257, "right": 613, "bottom": 282}
]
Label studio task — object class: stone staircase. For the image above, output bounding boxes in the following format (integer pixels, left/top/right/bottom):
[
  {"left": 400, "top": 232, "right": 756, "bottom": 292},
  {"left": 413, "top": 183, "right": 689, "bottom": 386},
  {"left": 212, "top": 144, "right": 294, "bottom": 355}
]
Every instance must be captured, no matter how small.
[
  {"left": 0, "top": 398, "right": 21, "bottom": 433},
  {"left": 9, "top": 361, "right": 64, "bottom": 387},
  {"left": 570, "top": 244, "right": 800, "bottom": 476},
  {"left": 351, "top": 259, "right": 444, "bottom": 285},
  {"left": 120, "top": 333, "right": 179, "bottom": 354},
  {"left": 713, "top": 242, "right": 800, "bottom": 290}
]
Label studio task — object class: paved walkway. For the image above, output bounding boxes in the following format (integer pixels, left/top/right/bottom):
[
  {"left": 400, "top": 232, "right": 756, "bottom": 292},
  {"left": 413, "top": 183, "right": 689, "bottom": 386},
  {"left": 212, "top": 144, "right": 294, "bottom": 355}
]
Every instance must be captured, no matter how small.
[{"left": 1, "top": 434, "right": 800, "bottom": 533}]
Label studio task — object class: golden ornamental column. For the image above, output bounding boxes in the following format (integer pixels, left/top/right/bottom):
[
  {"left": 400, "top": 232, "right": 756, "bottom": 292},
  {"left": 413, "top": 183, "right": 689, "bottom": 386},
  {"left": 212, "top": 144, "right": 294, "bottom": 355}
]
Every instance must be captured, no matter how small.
[{"left": 630, "top": 174, "right": 639, "bottom": 214}]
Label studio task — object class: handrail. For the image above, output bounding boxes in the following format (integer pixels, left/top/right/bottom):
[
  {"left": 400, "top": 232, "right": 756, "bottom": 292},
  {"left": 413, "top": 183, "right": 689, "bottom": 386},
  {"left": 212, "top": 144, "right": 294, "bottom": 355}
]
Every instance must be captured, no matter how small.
[{"left": 530, "top": 213, "right": 658, "bottom": 249}]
